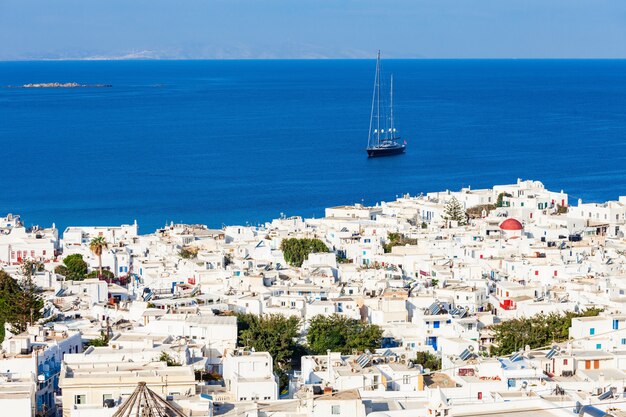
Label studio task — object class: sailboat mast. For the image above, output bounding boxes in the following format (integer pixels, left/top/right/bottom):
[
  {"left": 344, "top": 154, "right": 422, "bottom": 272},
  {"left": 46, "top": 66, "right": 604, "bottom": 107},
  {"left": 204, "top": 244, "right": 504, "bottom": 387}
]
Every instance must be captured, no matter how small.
[
  {"left": 390, "top": 74, "right": 394, "bottom": 139},
  {"left": 368, "top": 53, "right": 377, "bottom": 148},
  {"left": 377, "top": 50, "right": 381, "bottom": 146}
]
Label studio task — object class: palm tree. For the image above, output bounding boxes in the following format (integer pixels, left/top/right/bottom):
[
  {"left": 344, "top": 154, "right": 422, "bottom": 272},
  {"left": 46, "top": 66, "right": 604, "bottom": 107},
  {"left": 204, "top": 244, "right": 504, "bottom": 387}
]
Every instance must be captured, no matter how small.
[{"left": 89, "top": 236, "right": 109, "bottom": 281}]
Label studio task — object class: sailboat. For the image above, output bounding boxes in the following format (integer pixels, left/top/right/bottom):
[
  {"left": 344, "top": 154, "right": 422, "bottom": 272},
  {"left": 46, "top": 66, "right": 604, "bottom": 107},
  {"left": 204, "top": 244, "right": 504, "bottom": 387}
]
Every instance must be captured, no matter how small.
[{"left": 366, "top": 51, "right": 406, "bottom": 157}]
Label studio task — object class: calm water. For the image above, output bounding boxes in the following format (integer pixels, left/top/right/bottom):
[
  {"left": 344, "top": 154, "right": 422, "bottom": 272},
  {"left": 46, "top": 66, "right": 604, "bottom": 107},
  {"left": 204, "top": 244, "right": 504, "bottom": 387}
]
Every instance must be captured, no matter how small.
[{"left": 1, "top": 60, "right": 626, "bottom": 233}]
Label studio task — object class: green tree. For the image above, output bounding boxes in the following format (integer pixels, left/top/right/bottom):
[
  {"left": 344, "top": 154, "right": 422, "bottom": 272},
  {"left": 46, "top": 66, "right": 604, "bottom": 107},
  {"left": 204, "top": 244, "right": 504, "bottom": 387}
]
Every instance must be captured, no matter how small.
[
  {"left": 496, "top": 192, "right": 512, "bottom": 208},
  {"left": 490, "top": 308, "right": 602, "bottom": 356},
  {"left": 336, "top": 255, "right": 352, "bottom": 264},
  {"left": 21, "top": 259, "right": 44, "bottom": 275},
  {"left": 280, "top": 238, "right": 329, "bottom": 267},
  {"left": 237, "top": 313, "right": 301, "bottom": 389},
  {"left": 443, "top": 197, "right": 467, "bottom": 226},
  {"left": 383, "top": 233, "right": 417, "bottom": 253},
  {"left": 15, "top": 273, "right": 43, "bottom": 335},
  {"left": 159, "top": 352, "right": 181, "bottom": 366},
  {"left": 54, "top": 254, "right": 88, "bottom": 280},
  {"left": 307, "top": 315, "right": 348, "bottom": 354},
  {"left": 307, "top": 314, "right": 383, "bottom": 355},
  {"left": 86, "top": 331, "right": 109, "bottom": 347},
  {"left": 86, "top": 270, "right": 115, "bottom": 280},
  {"left": 0, "top": 271, "right": 21, "bottom": 341},
  {"left": 412, "top": 351, "right": 441, "bottom": 371},
  {"left": 0, "top": 270, "right": 43, "bottom": 341},
  {"left": 89, "top": 236, "right": 109, "bottom": 279},
  {"left": 345, "top": 319, "right": 384, "bottom": 353}
]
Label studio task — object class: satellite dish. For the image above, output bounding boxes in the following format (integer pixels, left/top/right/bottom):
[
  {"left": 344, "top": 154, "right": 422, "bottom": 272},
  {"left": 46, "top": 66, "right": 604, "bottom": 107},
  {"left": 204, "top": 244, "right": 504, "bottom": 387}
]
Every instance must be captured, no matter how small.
[{"left": 37, "top": 374, "right": 45, "bottom": 382}]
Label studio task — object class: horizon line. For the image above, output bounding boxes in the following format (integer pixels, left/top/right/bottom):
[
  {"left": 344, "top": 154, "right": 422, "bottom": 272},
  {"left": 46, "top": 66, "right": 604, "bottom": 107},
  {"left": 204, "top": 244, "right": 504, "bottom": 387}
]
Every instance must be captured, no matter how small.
[{"left": 4, "top": 57, "right": 626, "bottom": 63}]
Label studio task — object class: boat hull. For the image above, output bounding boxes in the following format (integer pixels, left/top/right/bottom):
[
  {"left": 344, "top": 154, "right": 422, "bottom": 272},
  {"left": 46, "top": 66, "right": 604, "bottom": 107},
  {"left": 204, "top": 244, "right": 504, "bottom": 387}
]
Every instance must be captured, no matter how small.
[{"left": 366, "top": 145, "right": 406, "bottom": 157}]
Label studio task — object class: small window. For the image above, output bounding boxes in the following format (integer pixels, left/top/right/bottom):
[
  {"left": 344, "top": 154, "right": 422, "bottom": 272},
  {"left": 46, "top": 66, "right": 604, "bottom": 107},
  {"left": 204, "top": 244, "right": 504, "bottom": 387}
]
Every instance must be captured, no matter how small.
[
  {"left": 75, "top": 395, "right": 86, "bottom": 405},
  {"left": 622, "top": 339, "right": 626, "bottom": 345},
  {"left": 563, "top": 359, "right": 568, "bottom": 365},
  {"left": 332, "top": 405, "right": 341, "bottom": 415},
  {"left": 590, "top": 328, "right": 595, "bottom": 335},
  {"left": 403, "top": 375, "right": 411, "bottom": 384}
]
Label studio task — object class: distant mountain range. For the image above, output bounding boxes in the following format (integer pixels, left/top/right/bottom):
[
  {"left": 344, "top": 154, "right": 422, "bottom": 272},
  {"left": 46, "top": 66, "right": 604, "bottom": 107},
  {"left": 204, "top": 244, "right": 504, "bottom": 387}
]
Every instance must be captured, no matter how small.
[{"left": 0, "top": 45, "right": 415, "bottom": 61}]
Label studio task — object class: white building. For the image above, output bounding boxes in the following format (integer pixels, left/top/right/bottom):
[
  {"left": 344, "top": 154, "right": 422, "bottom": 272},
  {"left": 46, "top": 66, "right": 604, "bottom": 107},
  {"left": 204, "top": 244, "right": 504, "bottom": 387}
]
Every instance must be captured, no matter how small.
[
  {"left": 222, "top": 349, "right": 278, "bottom": 401},
  {"left": 0, "top": 221, "right": 59, "bottom": 266}
]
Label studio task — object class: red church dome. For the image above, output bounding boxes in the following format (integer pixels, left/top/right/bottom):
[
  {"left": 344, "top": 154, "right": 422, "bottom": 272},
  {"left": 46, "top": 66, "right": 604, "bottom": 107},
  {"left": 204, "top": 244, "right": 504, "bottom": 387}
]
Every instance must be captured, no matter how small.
[{"left": 499, "top": 218, "right": 523, "bottom": 231}]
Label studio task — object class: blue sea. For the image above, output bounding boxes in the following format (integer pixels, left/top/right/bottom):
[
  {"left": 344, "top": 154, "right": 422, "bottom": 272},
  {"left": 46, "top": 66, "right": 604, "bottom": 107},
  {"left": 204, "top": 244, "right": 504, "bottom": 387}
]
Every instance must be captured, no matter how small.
[{"left": 1, "top": 60, "right": 626, "bottom": 234}]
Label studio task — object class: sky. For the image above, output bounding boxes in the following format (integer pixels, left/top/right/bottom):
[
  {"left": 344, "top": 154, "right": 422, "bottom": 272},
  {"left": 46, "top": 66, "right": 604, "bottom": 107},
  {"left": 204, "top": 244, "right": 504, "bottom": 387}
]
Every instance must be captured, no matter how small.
[{"left": 1, "top": 0, "right": 626, "bottom": 60}]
